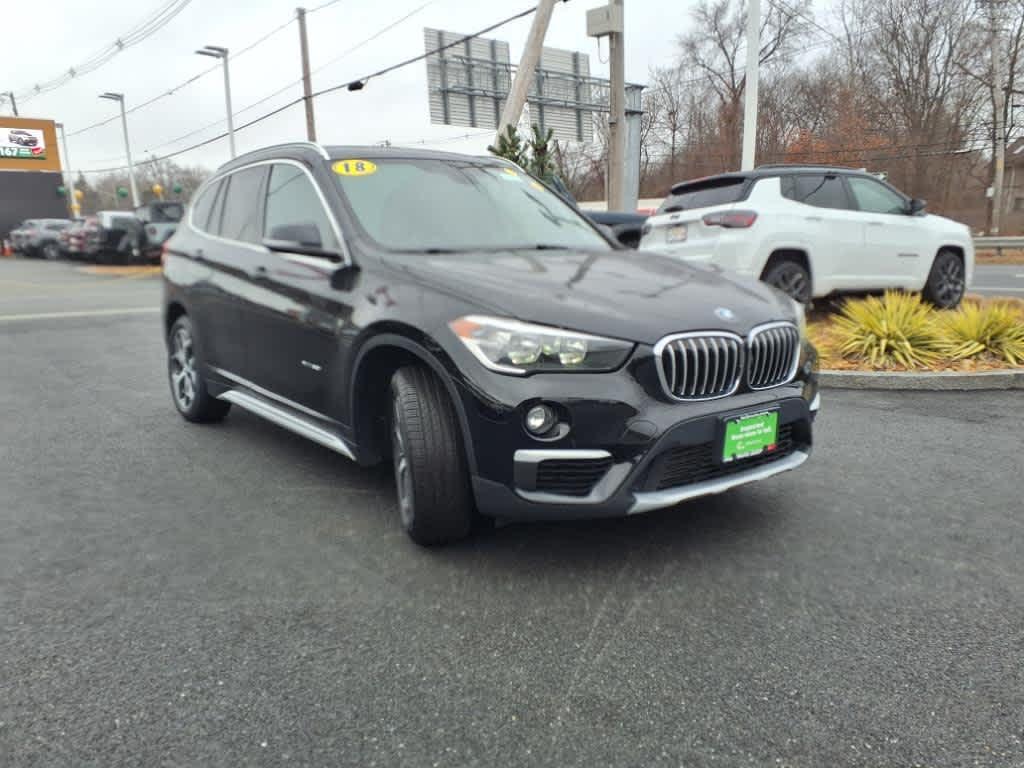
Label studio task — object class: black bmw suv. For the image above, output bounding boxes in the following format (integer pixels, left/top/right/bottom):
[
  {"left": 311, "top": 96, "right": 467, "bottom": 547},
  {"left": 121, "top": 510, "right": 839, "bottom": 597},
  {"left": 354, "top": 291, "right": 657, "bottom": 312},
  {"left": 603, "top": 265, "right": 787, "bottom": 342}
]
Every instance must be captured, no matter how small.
[{"left": 163, "top": 143, "right": 819, "bottom": 544}]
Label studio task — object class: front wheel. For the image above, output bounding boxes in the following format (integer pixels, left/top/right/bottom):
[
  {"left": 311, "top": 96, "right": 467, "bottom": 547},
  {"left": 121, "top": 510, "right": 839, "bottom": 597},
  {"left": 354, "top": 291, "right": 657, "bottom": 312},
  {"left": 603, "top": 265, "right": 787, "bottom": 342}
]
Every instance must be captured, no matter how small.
[
  {"left": 922, "top": 249, "right": 965, "bottom": 309},
  {"left": 167, "top": 315, "right": 231, "bottom": 423},
  {"left": 390, "top": 366, "right": 474, "bottom": 545},
  {"left": 43, "top": 242, "right": 60, "bottom": 261}
]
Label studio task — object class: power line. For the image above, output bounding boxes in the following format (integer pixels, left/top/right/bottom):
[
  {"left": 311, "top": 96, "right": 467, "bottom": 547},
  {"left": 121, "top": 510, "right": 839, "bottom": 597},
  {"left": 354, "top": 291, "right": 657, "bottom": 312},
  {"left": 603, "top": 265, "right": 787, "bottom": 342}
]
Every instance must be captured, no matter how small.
[
  {"left": 15, "top": 0, "right": 194, "bottom": 103},
  {"left": 73, "top": 4, "right": 541, "bottom": 175},
  {"left": 107, "top": 1, "right": 433, "bottom": 160},
  {"left": 65, "top": 15, "right": 297, "bottom": 139}
]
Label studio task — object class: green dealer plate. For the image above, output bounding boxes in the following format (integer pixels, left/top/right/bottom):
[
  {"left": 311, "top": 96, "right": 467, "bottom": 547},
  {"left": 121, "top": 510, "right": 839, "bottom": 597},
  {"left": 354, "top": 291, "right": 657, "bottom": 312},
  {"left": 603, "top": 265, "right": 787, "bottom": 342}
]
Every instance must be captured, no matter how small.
[{"left": 722, "top": 410, "right": 779, "bottom": 463}]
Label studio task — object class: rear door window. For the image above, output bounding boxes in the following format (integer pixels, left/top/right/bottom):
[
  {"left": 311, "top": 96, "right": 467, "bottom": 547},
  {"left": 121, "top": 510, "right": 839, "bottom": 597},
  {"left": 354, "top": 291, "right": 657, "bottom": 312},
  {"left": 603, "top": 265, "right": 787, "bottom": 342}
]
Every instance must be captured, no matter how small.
[
  {"left": 780, "top": 174, "right": 852, "bottom": 210},
  {"left": 658, "top": 178, "right": 748, "bottom": 213},
  {"left": 218, "top": 167, "right": 267, "bottom": 243}
]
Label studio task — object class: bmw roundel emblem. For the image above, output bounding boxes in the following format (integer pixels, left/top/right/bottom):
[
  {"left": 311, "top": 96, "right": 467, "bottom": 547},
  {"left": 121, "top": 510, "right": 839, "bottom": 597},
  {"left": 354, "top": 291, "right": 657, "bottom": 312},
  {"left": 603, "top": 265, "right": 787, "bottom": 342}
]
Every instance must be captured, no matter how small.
[{"left": 714, "top": 307, "right": 736, "bottom": 321}]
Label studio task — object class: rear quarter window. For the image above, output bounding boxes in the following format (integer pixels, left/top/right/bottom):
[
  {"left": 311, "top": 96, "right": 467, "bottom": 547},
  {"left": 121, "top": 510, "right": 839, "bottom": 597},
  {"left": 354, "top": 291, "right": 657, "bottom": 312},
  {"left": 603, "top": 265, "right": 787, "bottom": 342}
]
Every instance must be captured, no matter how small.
[{"left": 658, "top": 178, "right": 749, "bottom": 213}]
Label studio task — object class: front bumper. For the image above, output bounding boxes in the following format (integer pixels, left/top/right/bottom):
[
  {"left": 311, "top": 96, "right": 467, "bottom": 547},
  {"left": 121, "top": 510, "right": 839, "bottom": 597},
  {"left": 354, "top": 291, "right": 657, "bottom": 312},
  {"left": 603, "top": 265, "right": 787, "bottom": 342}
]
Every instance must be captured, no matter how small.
[{"left": 455, "top": 342, "right": 819, "bottom": 521}]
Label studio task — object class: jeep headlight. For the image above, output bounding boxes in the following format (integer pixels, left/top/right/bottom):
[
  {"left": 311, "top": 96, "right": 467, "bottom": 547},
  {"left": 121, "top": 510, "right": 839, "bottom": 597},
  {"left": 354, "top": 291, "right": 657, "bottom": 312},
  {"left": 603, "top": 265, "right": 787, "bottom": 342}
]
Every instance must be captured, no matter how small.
[{"left": 449, "top": 315, "right": 634, "bottom": 374}]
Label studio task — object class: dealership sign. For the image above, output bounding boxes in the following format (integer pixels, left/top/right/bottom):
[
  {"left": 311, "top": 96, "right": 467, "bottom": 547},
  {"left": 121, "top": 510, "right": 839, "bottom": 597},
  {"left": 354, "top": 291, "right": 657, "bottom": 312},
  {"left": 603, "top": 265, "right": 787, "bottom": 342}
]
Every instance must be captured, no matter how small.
[{"left": 2, "top": 127, "right": 47, "bottom": 160}]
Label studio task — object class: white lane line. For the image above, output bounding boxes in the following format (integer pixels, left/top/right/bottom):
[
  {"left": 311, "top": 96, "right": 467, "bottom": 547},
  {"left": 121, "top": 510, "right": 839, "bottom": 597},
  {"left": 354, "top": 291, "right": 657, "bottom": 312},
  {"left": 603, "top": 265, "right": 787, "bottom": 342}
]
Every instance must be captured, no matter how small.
[{"left": 0, "top": 307, "right": 160, "bottom": 323}]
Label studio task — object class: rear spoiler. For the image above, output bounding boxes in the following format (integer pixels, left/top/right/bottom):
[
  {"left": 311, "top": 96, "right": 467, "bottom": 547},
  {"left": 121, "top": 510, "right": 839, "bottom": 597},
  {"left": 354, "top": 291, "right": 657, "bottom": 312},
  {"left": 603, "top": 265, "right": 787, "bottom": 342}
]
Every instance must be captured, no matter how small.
[{"left": 669, "top": 174, "right": 750, "bottom": 196}]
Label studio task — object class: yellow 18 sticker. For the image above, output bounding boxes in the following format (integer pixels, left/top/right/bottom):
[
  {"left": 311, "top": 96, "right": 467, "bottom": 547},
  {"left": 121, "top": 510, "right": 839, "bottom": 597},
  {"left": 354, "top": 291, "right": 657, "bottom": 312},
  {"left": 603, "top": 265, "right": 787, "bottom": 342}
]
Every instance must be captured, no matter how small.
[{"left": 333, "top": 159, "right": 377, "bottom": 177}]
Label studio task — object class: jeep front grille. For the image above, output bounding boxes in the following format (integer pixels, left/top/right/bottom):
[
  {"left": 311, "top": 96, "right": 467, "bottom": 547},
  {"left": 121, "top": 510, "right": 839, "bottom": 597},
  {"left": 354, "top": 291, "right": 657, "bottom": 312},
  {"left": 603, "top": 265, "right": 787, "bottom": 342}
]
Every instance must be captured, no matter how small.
[
  {"left": 747, "top": 323, "right": 801, "bottom": 389},
  {"left": 656, "top": 333, "right": 743, "bottom": 400}
]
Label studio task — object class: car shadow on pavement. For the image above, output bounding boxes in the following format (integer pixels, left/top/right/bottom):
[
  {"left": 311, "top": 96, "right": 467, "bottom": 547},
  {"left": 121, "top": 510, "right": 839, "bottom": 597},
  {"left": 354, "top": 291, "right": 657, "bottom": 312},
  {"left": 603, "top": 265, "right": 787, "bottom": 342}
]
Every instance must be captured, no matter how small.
[{"left": 226, "top": 407, "right": 789, "bottom": 570}]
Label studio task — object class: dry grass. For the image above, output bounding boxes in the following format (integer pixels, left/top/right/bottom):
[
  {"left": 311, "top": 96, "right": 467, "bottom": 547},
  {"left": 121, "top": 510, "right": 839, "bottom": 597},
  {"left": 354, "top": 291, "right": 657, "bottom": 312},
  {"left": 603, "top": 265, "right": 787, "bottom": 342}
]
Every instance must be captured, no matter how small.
[
  {"left": 809, "top": 294, "right": 1024, "bottom": 372},
  {"left": 976, "top": 249, "right": 1024, "bottom": 265}
]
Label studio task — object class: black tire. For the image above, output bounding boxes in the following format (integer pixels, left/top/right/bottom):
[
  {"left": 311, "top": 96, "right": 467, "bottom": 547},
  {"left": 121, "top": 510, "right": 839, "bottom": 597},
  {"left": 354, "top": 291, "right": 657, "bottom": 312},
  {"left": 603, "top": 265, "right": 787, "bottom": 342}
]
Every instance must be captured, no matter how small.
[
  {"left": 167, "top": 315, "right": 231, "bottom": 423},
  {"left": 922, "top": 249, "right": 965, "bottom": 309},
  {"left": 389, "top": 366, "right": 474, "bottom": 545},
  {"left": 42, "top": 242, "right": 60, "bottom": 261},
  {"left": 762, "top": 257, "right": 812, "bottom": 304}
]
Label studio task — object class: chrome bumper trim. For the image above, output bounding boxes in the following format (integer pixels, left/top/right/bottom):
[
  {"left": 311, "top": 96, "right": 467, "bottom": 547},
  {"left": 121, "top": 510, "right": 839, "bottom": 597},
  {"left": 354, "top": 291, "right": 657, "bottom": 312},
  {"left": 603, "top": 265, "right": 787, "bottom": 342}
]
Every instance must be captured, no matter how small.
[{"left": 628, "top": 450, "right": 809, "bottom": 515}]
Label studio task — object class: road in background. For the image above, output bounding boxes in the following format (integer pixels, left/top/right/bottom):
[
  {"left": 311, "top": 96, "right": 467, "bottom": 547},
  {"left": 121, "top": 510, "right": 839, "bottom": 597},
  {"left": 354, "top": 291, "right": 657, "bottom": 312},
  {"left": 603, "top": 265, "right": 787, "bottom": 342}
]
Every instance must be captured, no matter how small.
[
  {"left": 972, "top": 263, "right": 1024, "bottom": 296},
  {"left": 1, "top": 259, "right": 1022, "bottom": 767}
]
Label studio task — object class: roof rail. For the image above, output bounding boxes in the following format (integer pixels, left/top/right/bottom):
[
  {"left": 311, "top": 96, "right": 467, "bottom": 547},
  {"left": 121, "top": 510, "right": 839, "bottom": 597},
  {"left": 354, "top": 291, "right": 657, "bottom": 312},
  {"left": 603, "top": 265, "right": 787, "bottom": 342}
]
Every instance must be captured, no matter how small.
[{"left": 229, "top": 141, "right": 330, "bottom": 162}]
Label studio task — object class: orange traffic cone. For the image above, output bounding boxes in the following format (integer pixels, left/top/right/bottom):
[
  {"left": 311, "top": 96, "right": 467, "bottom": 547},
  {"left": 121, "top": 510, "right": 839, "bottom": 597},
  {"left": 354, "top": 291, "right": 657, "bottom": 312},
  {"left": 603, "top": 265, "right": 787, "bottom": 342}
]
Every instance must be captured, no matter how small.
[{"left": 2, "top": 240, "right": 12, "bottom": 257}]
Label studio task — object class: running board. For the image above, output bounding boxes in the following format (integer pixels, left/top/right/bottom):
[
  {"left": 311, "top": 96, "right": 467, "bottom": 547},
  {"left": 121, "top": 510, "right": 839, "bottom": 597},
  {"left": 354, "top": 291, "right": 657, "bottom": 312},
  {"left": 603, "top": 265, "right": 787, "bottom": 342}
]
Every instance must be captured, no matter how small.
[{"left": 217, "top": 389, "right": 356, "bottom": 461}]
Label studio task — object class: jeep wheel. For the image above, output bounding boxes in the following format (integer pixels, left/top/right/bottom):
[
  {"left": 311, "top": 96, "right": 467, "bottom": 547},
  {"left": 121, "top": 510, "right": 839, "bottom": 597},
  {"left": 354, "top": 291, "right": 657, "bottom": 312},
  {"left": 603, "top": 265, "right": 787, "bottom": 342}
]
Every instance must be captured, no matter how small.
[
  {"left": 762, "top": 258, "right": 812, "bottom": 304},
  {"left": 43, "top": 242, "right": 61, "bottom": 261},
  {"left": 922, "top": 249, "right": 965, "bottom": 309},
  {"left": 390, "top": 366, "right": 474, "bottom": 545},
  {"left": 168, "top": 315, "right": 231, "bottom": 423}
]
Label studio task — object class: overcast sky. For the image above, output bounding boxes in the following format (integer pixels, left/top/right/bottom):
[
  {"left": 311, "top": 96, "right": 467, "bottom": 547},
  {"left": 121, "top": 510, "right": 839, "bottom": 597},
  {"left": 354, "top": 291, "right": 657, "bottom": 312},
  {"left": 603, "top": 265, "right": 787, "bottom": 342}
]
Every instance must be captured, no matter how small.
[{"left": 3, "top": 0, "right": 829, "bottom": 176}]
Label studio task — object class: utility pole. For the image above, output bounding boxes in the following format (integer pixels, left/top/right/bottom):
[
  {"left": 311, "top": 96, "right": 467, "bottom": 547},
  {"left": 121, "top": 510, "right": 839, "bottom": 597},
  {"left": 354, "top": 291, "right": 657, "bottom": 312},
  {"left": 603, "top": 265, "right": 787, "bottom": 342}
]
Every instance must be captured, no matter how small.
[
  {"left": 986, "top": 0, "right": 1006, "bottom": 234},
  {"left": 99, "top": 92, "right": 140, "bottom": 208},
  {"left": 607, "top": 0, "right": 626, "bottom": 211},
  {"left": 740, "top": 0, "right": 761, "bottom": 171},
  {"left": 196, "top": 46, "right": 236, "bottom": 159},
  {"left": 297, "top": 7, "right": 317, "bottom": 141},
  {"left": 56, "top": 122, "right": 78, "bottom": 218},
  {"left": 496, "top": 0, "right": 558, "bottom": 142},
  {"left": 4, "top": 91, "right": 17, "bottom": 116},
  {"left": 587, "top": 1, "right": 627, "bottom": 210}
]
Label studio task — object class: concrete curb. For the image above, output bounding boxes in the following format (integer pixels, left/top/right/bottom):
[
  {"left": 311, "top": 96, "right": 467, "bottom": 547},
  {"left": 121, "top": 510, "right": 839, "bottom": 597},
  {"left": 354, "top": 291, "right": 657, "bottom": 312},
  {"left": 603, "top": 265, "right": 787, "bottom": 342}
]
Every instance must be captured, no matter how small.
[{"left": 819, "top": 369, "right": 1024, "bottom": 391}]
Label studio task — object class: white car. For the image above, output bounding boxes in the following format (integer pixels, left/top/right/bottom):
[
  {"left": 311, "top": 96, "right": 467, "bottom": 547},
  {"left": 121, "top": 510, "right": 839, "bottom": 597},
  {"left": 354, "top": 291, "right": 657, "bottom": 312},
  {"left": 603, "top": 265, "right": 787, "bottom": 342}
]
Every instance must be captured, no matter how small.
[{"left": 640, "top": 166, "right": 974, "bottom": 307}]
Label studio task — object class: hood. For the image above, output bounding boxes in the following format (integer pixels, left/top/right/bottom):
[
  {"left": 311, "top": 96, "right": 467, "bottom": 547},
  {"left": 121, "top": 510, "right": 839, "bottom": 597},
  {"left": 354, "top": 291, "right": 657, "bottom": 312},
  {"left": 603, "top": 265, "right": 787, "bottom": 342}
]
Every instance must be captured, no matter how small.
[
  {"left": 924, "top": 212, "right": 971, "bottom": 237},
  {"left": 389, "top": 248, "right": 796, "bottom": 345}
]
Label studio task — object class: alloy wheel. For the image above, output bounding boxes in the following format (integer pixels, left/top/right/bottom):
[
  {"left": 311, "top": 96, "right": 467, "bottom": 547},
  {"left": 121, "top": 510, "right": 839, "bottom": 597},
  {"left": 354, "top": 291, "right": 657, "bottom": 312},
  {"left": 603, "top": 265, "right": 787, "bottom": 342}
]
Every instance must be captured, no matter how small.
[
  {"left": 391, "top": 400, "right": 414, "bottom": 528},
  {"left": 934, "top": 256, "right": 964, "bottom": 307},
  {"left": 169, "top": 326, "right": 198, "bottom": 411},
  {"left": 768, "top": 264, "right": 811, "bottom": 303}
]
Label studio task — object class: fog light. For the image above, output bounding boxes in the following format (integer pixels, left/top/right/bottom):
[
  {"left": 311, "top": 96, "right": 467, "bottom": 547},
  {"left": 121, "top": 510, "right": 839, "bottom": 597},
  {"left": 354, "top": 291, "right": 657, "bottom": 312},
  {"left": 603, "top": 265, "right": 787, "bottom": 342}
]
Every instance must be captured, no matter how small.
[{"left": 525, "top": 404, "right": 556, "bottom": 435}]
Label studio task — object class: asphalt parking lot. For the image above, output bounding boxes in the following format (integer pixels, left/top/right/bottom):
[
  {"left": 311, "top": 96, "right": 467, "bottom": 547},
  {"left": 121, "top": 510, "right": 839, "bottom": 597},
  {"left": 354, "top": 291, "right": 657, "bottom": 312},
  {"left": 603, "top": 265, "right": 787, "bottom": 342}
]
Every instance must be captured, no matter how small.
[{"left": 2, "top": 258, "right": 1023, "bottom": 767}]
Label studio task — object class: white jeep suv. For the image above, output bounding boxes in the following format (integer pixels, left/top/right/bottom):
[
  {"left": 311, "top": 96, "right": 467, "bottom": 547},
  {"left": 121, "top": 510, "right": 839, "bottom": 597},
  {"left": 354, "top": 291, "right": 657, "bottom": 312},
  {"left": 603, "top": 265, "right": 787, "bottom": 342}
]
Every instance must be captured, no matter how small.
[{"left": 640, "top": 166, "right": 974, "bottom": 307}]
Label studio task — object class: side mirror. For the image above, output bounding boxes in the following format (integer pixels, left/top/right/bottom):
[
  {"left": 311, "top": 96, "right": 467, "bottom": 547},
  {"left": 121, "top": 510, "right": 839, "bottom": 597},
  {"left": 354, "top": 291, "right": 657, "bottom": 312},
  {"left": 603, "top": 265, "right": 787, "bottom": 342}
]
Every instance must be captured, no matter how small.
[
  {"left": 263, "top": 222, "right": 341, "bottom": 263},
  {"left": 907, "top": 198, "right": 927, "bottom": 215}
]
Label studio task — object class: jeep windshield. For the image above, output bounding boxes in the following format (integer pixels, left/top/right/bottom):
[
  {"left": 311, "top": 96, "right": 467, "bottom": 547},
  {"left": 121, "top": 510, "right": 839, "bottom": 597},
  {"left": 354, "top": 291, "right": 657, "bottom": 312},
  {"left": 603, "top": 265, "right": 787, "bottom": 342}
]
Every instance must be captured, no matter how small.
[{"left": 331, "top": 157, "right": 610, "bottom": 253}]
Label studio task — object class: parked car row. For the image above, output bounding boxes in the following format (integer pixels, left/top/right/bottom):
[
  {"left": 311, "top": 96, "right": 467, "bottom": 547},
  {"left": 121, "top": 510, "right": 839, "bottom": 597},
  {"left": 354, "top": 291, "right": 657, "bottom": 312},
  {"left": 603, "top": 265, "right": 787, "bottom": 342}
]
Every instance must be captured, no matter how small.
[{"left": 8, "top": 202, "right": 184, "bottom": 264}]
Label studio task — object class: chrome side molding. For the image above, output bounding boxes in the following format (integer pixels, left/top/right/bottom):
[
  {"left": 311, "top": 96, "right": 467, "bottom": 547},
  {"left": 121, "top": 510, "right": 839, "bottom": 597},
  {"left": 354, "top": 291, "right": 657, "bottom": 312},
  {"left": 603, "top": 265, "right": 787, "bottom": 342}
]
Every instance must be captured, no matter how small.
[{"left": 217, "top": 389, "right": 356, "bottom": 461}]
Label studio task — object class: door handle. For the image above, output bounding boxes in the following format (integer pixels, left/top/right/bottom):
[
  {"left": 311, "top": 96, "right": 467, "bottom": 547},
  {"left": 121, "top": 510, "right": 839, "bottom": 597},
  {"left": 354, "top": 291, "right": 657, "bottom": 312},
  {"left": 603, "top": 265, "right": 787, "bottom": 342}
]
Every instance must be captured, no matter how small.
[
  {"left": 804, "top": 216, "right": 823, "bottom": 222},
  {"left": 250, "top": 265, "right": 268, "bottom": 279},
  {"left": 867, "top": 221, "right": 885, "bottom": 227},
  {"left": 193, "top": 248, "right": 205, "bottom": 260}
]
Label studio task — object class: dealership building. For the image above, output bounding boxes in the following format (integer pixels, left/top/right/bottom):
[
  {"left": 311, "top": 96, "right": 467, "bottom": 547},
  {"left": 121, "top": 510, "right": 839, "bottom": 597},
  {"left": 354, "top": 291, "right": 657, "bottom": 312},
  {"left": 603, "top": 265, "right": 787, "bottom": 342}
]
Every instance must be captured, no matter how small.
[{"left": 0, "top": 117, "right": 69, "bottom": 241}]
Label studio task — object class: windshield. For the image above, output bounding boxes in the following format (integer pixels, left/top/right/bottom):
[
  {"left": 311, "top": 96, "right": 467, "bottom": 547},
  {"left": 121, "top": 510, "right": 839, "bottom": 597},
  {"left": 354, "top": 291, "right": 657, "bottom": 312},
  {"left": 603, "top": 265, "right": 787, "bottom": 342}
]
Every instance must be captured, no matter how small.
[{"left": 331, "top": 157, "right": 609, "bottom": 252}]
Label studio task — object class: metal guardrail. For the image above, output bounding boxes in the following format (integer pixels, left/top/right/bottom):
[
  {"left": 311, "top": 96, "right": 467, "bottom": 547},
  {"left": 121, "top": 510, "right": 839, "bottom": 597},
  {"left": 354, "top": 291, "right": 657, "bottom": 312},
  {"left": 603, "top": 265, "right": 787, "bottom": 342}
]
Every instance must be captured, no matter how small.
[{"left": 973, "top": 236, "right": 1024, "bottom": 253}]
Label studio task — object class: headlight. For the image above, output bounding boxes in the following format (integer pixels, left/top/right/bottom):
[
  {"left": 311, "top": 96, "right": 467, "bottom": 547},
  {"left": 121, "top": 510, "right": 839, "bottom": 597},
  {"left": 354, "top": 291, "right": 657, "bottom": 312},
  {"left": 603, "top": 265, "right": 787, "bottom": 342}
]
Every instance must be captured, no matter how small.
[{"left": 449, "top": 315, "right": 634, "bottom": 374}]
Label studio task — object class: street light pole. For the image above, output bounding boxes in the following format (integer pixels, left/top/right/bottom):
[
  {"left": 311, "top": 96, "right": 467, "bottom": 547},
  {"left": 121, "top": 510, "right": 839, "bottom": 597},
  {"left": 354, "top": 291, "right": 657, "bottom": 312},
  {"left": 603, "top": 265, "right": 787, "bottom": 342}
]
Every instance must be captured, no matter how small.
[
  {"left": 740, "top": 0, "right": 761, "bottom": 171},
  {"left": 197, "top": 46, "right": 236, "bottom": 158},
  {"left": 3, "top": 90, "right": 17, "bottom": 116},
  {"left": 55, "top": 122, "right": 78, "bottom": 218},
  {"left": 99, "top": 92, "right": 140, "bottom": 207}
]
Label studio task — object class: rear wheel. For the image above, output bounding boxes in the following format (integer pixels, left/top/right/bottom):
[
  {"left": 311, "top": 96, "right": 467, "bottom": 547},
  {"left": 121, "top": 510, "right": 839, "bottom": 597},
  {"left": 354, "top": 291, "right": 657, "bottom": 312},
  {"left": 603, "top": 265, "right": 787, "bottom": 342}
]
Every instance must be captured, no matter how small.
[
  {"left": 167, "top": 315, "right": 231, "bottom": 423},
  {"left": 43, "top": 242, "right": 60, "bottom": 261},
  {"left": 922, "top": 249, "right": 965, "bottom": 309},
  {"left": 390, "top": 366, "right": 474, "bottom": 545},
  {"left": 762, "top": 258, "right": 812, "bottom": 304}
]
